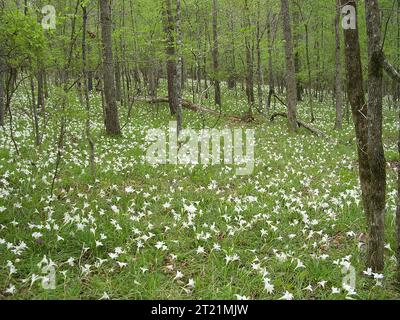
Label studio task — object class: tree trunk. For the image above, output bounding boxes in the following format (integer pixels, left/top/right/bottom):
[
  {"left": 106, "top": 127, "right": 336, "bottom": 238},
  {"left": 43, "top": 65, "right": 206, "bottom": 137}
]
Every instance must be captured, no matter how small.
[
  {"left": 30, "top": 76, "right": 41, "bottom": 146},
  {"left": 334, "top": 0, "right": 343, "bottom": 130},
  {"left": 304, "top": 24, "right": 314, "bottom": 122},
  {"left": 0, "top": 48, "right": 4, "bottom": 127},
  {"left": 365, "top": 0, "right": 386, "bottom": 272},
  {"left": 256, "top": 0, "right": 263, "bottom": 113},
  {"left": 212, "top": 0, "right": 221, "bottom": 106},
  {"left": 397, "top": 88, "right": 400, "bottom": 282},
  {"left": 100, "top": 0, "right": 121, "bottom": 135},
  {"left": 397, "top": 0, "right": 400, "bottom": 283},
  {"left": 228, "top": 10, "right": 236, "bottom": 90},
  {"left": 115, "top": 56, "right": 122, "bottom": 102},
  {"left": 82, "top": 4, "right": 96, "bottom": 179},
  {"left": 163, "top": 0, "right": 177, "bottom": 115},
  {"left": 266, "top": 13, "right": 275, "bottom": 114},
  {"left": 37, "top": 69, "right": 45, "bottom": 115},
  {"left": 245, "top": 0, "right": 254, "bottom": 115},
  {"left": 176, "top": 0, "right": 183, "bottom": 135},
  {"left": 280, "top": 0, "right": 298, "bottom": 132},
  {"left": 341, "top": 0, "right": 386, "bottom": 272}
]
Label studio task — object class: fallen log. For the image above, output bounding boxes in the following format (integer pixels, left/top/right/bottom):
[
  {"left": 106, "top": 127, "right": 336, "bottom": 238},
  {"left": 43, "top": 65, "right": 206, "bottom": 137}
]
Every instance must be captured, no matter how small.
[
  {"left": 270, "top": 112, "right": 326, "bottom": 137},
  {"left": 137, "top": 97, "right": 247, "bottom": 122}
]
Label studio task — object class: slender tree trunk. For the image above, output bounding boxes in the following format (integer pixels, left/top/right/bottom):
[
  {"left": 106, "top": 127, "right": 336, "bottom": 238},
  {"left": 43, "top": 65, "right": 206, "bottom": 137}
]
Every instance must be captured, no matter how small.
[
  {"left": 396, "top": 0, "right": 400, "bottom": 283},
  {"left": 0, "top": 48, "right": 4, "bottom": 127},
  {"left": 256, "top": 0, "right": 263, "bottom": 112},
  {"left": 100, "top": 0, "right": 121, "bottom": 135},
  {"left": 304, "top": 24, "right": 314, "bottom": 122},
  {"left": 397, "top": 83, "right": 400, "bottom": 282},
  {"left": 365, "top": 0, "right": 386, "bottom": 272},
  {"left": 228, "top": 10, "right": 236, "bottom": 90},
  {"left": 280, "top": 0, "right": 297, "bottom": 132},
  {"left": 115, "top": 56, "right": 122, "bottom": 102},
  {"left": 244, "top": 0, "right": 254, "bottom": 115},
  {"left": 30, "top": 76, "right": 40, "bottom": 146},
  {"left": 176, "top": 0, "right": 183, "bottom": 135},
  {"left": 82, "top": 4, "right": 96, "bottom": 179},
  {"left": 293, "top": 11, "right": 302, "bottom": 103},
  {"left": 163, "top": 0, "right": 177, "bottom": 115},
  {"left": 37, "top": 69, "right": 45, "bottom": 116},
  {"left": 212, "top": 0, "right": 221, "bottom": 106},
  {"left": 266, "top": 13, "right": 275, "bottom": 114},
  {"left": 334, "top": 0, "right": 343, "bottom": 130},
  {"left": 396, "top": 0, "right": 400, "bottom": 103}
]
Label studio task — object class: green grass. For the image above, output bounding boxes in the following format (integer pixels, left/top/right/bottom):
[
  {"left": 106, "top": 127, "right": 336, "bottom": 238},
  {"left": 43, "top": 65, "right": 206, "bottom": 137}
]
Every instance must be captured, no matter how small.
[{"left": 0, "top": 83, "right": 399, "bottom": 300}]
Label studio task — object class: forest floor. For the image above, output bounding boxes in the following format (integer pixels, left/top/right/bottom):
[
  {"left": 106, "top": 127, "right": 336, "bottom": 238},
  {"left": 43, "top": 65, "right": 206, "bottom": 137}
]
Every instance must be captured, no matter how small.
[{"left": 0, "top": 83, "right": 399, "bottom": 300}]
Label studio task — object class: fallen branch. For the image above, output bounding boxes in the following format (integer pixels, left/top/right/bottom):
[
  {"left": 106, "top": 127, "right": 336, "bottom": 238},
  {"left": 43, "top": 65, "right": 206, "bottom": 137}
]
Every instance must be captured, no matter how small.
[
  {"left": 270, "top": 112, "right": 326, "bottom": 137},
  {"left": 383, "top": 56, "right": 400, "bottom": 83},
  {"left": 138, "top": 97, "right": 248, "bottom": 122}
]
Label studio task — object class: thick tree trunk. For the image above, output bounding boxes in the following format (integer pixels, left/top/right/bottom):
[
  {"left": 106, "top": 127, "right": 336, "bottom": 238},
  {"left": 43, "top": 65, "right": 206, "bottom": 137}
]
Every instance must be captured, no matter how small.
[
  {"left": 163, "top": 0, "right": 177, "bottom": 115},
  {"left": 341, "top": 0, "right": 386, "bottom": 272},
  {"left": 365, "top": 0, "right": 386, "bottom": 272},
  {"left": 334, "top": 0, "right": 343, "bottom": 130},
  {"left": 341, "top": 0, "right": 371, "bottom": 233},
  {"left": 100, "top": 0, "right": 121, "bottom": 135},
  {"left": 212, "top": 0, "right": 221, "bottom": 106},
  {"left": 280, "top": 0, "right": 298, "bottom": 132}
]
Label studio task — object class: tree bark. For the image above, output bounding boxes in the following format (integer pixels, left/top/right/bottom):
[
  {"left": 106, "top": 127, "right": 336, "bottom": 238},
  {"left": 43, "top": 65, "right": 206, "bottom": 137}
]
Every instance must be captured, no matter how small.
[
  {"left": 176, "top": 0, "right": 183, "bottom": 135},
  {"left": 100, "top": 0, "right": 121, "bottom": 135},
  {"left": 0, "top": 48, "right": 4, "bottom": 127},
  {"left": 244, "top": 0, "right": 254, "bottom": 115},
  {"left": 334, "top": 0, "right": 343, "bottom": 130},
  {"left": 280, "top": 0, "right": 298, "bottom": 132},
  {"left": 163, "top": 0, "right": 177, "bottom": 115},
  {"left": 212, "top": 0, "right": 221, "bottom": 106},
  {"left": 82, "top": 4, "right": 96, "bottom": 179},
  {"left": 266, "top": 13, "right": 276, "bottom": 114},
  {"left": 365, "top": 0, "right": 386, "bottom": 272},
  {"left": 341, "top": 0, "right": 386, "bottom": 272}
]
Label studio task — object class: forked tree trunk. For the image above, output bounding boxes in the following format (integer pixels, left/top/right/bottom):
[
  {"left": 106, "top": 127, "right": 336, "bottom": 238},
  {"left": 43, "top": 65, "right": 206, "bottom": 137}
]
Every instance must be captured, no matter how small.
[
  {"left": 280, "top": 0, "right": 298, "bottom": 132},
  {"left": 100, "top": 0, "right": 121, "bottom": 135}
]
